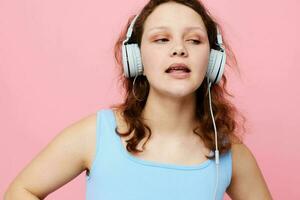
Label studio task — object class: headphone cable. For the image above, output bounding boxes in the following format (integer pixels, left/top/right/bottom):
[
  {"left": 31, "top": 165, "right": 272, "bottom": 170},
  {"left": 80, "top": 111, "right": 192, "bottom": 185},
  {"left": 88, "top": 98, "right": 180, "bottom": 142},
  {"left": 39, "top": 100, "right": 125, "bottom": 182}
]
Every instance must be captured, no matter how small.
[{"left": 207, "top": 77, "right": 220, "bottom": 200}]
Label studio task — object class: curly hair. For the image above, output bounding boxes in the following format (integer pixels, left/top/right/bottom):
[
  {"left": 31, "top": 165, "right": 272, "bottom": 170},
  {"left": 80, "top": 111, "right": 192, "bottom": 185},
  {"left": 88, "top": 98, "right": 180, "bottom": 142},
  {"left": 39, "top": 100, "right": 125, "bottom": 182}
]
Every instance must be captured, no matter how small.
[{"left": 110, "top": 0, "right": 246, "bottom": 160}]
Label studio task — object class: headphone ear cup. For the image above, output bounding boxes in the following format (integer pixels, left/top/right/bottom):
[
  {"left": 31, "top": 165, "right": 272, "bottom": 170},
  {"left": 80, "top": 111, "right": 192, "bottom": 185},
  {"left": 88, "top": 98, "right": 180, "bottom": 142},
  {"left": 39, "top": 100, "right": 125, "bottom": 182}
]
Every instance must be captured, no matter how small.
[
  {"left": 206, "top": 49, "right": 226, "bottom": 84},
  {"left": 123, "top": 44, "right": 143, "bottom": 78},
  {"left": 122, "top": 43, "right": 130, "bottom": 78},
  {"left": 131, "top": 44, "right": 143, "bottom": 77}
]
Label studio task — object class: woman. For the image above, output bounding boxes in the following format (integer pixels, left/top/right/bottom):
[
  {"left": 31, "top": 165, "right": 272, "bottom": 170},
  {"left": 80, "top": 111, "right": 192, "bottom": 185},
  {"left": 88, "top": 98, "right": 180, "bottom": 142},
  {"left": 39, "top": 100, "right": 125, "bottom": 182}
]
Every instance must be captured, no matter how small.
[{"left": 4, "top": 0, "right": 272, "bottom": 199}]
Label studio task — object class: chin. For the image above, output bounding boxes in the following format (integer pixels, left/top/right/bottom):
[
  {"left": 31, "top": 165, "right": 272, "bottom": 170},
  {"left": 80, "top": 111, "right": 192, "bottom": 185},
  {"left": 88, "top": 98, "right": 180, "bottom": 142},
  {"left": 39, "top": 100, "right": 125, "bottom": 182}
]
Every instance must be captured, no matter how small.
[{"left": 164, "top": 89, "right": 196, "bottom": 99}]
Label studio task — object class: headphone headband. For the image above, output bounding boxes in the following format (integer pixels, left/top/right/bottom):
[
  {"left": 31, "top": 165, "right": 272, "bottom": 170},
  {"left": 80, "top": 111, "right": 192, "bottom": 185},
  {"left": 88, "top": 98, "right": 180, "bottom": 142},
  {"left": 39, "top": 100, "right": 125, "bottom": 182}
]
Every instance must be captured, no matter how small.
[{"left": 124, "top": 14, "right": 140, "bottom": 44}]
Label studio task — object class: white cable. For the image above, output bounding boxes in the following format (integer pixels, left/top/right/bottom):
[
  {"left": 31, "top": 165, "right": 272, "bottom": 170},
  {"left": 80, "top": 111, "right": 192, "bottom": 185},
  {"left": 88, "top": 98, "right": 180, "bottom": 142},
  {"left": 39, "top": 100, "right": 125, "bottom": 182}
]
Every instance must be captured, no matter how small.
[{"left": 207, "top": 77, "right": 220, "bottom": 200}]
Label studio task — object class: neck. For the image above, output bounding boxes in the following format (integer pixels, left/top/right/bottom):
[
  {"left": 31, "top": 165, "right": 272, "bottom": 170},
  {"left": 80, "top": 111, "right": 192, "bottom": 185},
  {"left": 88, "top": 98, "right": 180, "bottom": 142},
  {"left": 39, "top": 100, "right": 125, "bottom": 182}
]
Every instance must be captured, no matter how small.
[{"left": 141, "top": 89, "right": 199, "bottom": 139}]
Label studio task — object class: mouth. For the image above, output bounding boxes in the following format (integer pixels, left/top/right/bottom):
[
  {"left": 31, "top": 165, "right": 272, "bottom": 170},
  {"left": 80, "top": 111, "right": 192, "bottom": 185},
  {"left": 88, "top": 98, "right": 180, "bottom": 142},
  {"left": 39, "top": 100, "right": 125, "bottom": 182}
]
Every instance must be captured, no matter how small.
[{"left": 165, "top": 63, "right": 191, "bottom": 73}]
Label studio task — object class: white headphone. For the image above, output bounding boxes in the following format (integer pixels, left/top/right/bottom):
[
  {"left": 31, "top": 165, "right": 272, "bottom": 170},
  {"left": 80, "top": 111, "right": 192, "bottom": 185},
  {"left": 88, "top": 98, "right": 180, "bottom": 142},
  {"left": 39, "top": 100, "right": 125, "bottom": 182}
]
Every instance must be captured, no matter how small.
[{"left": 121, "top": 13, "right": 226, "bottom": 84}]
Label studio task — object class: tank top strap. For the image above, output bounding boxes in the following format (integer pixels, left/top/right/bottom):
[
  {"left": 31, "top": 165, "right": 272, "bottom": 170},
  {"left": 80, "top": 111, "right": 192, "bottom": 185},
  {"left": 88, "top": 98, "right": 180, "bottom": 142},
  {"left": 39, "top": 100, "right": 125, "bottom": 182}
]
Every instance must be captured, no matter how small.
[
  {"left": 96, "top": 108, "right": 120, "bottom": 154},
  {"left": 86, "top": 108, "right": 120, "bottom": 181},
  {"left": 219, "top": 149, "right": 233, "bottom": 188}
]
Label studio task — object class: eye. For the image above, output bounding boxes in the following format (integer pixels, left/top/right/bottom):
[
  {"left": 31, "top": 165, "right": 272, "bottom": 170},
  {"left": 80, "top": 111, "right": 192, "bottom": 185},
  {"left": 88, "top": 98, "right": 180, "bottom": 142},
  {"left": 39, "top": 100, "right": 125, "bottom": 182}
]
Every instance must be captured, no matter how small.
[
  {"left": 153, "top": 38, "right": 201, "bottom": 44},
  {"left": 154, "top": 38, "right": 169, "bottom": 43},
  {"left": 189, "top": 40, "right": 201, "bottom": 45}
]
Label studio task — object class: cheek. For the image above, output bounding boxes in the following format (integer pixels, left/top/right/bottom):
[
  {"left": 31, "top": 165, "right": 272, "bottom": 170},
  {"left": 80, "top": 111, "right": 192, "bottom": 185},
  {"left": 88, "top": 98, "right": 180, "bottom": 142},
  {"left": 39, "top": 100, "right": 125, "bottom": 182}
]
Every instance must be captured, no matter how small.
[
  {"left": 190, "top": 51, "right": 210, "bottom": 81},
  {"left": 141, "top": 46, "right": 165, "bottom": 74},
  {"left": 195, "top": 48, "right": 210, "bottom": 69}
]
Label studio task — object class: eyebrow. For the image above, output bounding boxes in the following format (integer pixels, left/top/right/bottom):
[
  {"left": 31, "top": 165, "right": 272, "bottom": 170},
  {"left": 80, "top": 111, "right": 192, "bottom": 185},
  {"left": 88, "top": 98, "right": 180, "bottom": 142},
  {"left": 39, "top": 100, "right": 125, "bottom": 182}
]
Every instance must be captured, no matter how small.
[{"left": 147, "top": 26, "right": 206, "bottom": 34}]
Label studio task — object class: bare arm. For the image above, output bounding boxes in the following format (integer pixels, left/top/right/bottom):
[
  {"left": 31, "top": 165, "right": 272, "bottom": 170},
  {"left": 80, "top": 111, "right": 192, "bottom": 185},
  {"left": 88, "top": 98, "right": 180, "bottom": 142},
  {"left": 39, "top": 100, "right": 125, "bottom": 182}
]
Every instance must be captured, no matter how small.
[
  {"left": 4, "top": 113, "right": 97, "bottom": 199},
  {"left": 226, "top": 143, "right": 273, "bottom": 200},
  {"left": 4, "top": 187, "right": 41, "bottom": 200}
]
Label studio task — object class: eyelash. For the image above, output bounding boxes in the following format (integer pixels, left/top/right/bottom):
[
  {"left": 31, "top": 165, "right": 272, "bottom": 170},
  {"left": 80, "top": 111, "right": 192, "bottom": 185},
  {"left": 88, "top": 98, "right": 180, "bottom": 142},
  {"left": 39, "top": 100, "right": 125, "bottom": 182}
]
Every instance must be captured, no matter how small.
[{"left": 154, "top": 38, "right": 201, "bottom": 45}]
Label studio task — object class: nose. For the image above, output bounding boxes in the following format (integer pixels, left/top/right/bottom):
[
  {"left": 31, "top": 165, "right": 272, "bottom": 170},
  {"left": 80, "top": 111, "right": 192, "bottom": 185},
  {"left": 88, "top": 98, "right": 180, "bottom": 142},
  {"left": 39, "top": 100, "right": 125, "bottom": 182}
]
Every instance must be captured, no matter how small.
[{"left": 170, "top": 44, "right": 188, "bottom": 57}]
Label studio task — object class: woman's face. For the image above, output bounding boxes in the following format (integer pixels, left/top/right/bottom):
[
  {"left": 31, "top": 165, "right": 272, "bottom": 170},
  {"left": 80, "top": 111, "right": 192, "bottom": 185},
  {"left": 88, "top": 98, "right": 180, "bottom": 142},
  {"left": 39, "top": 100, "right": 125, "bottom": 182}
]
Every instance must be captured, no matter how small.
[{"left": 140, "top": 2, "right": 210, "bottom": 99}]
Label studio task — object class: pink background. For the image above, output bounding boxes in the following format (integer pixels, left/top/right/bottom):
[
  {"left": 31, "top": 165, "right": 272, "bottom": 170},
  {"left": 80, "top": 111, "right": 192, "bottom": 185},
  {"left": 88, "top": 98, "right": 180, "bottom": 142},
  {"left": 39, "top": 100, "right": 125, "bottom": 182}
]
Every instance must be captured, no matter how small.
[{"left": 1, "top": 0, "right": 299, "bottom": 199}]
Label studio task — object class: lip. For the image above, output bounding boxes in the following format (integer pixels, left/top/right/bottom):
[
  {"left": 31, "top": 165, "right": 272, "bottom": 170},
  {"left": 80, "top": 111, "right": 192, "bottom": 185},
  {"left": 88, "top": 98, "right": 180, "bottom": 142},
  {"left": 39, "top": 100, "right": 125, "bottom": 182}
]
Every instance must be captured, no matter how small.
[
  {"left": 167, "top": 70, "right": 191, "bottom": 79},
  {"left": 165, "top": 63, "right": 191, "bottom": 79},
  {"left": 166, "top": 63, "right": 191, "bottom": 72}
]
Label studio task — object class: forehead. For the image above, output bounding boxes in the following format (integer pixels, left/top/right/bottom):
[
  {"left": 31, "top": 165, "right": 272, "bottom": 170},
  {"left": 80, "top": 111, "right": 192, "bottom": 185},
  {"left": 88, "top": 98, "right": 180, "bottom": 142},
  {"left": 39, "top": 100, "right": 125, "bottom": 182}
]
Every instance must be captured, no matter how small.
[{"left": 143, "top": 2, "right": 207, "bottom": 33}]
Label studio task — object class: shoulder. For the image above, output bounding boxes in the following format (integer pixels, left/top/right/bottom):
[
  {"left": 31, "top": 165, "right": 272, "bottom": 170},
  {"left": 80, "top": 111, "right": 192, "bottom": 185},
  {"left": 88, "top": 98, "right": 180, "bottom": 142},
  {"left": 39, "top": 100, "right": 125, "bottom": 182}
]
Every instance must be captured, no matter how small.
[
  {"left": 60, "top": 111, "right": 98, "bottom": 171},
  {"left": 70, "top": 112, "right": 97, "bottom": 129},
  {"left": 79, "top": 109, "right": 125, "bottom": 170},
  {"left": 231, "top": 142, "right": 255, "bottom": 165},
  {"left": 230, "top": 142, "right": 260, "bottom": 181},
  {"left": 63, "top": 112, "right": 98, "bottom": 145},
  {"left": 76, "top": 112, "right": 99, "bottom": 168},
  {"left": 227, "top": 143, "right": 272, "bottom": 199},
  {"left": 73, "top": 112, "right": 98, "bottom": 133},
  {"left": 223, "top": 135, "right": 255, "bottom": 169},
  {"left": 53, "top": 112, "right": 98, "bottom": 150}
]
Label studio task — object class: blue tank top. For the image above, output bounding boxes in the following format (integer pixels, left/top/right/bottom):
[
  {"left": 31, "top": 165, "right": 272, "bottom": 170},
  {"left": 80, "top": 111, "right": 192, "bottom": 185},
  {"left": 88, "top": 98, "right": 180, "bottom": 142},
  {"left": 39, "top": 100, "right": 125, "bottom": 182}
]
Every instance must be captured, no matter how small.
[{"left": 86, "top": 108, "right": 232, "bottom": 200}]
